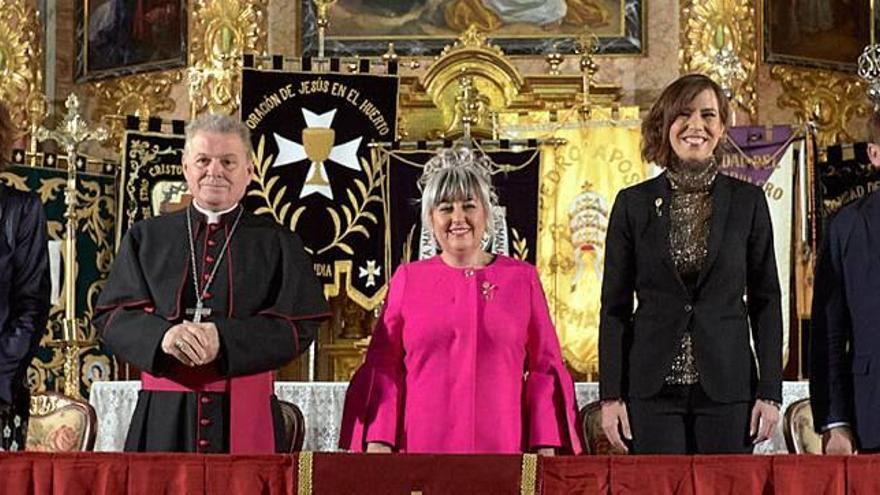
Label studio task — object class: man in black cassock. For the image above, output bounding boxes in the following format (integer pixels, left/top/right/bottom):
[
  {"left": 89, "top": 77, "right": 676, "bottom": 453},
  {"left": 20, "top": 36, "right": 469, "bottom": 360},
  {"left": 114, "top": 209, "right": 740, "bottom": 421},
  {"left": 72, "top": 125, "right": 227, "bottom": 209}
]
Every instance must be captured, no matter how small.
[{"left": 96, "top": 114, "right": 329, "bottom": 453}]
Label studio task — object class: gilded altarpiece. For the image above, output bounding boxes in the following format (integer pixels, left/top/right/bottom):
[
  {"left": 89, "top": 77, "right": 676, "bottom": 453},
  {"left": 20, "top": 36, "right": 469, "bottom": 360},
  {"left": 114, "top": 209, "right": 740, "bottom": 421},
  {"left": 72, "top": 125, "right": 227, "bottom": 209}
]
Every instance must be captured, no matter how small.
[
  {"left": 0, "top": 0, "right": 44, "bottom": 137},
  {"left": 86, "top": 0, "right": 269, "bottom": 149},
  {"left": 680, "top": 0, "right": 758, "bottom": 120},
  {"left": 188, "top": 0, "right": 269, "bottom": 116},
  {"left": 317, "top": 28, "right": 624, "bottom": 381},
  {"left": 770, "top": 67, "right": 870, "bottom": 147},
  {"left": 87, "top": 72, "right": 183, "bottom": 152}
]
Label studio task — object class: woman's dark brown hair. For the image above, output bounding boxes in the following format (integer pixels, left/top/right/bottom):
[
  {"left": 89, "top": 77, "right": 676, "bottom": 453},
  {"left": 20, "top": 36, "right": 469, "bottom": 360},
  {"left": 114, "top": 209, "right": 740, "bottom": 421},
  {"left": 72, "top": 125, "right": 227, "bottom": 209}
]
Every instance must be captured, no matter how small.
[
  {"left": 641, "top": 74, "right": 731, "bottom": 167},
  {"left": 0, "top": 103, "right": 14, "bottom": 171}
]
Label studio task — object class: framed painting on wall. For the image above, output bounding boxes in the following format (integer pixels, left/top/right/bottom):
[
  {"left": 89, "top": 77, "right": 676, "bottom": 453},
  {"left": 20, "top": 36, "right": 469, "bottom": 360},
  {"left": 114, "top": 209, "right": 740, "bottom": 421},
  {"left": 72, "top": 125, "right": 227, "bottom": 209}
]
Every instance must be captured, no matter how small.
[
  {"left": 75, "top": 0, "right": 188, "bottom": 82},
  {"left": 763, "top": 0, "right": 876, "bottom": 71},
  {"left": 300, "top": 0, "right": 644, "bottom": 57}
]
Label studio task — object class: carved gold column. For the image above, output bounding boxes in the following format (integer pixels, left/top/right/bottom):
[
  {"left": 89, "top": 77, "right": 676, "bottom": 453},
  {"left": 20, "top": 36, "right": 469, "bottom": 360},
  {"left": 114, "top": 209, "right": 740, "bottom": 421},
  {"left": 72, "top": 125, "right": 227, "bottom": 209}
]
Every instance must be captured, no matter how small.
[
  {"left": 770, "top": 67, "right": 869, "bottom": 147},
  {"left": 189, "top": 0, "right": 269, "bottom": 117},
  {"left": 680, "top": 0, "right": 757, "bottom": 120},
  {"left": 0, "top": 0, "right": 44, "bottom": 137}
]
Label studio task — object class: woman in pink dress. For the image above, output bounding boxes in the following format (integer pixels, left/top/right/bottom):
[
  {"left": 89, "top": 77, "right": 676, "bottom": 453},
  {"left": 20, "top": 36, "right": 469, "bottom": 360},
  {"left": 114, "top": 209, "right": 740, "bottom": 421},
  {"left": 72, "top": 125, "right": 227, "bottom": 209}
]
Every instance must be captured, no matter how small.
[{"left": 339, "top": 147, "right": 582, "bottom": 454}]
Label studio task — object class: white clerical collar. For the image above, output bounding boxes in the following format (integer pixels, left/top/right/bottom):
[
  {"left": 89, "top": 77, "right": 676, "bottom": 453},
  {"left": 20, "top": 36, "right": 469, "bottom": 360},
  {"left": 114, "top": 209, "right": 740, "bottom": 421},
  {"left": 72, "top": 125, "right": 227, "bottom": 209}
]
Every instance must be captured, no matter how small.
[{"left": 192, "top": 201, "right": 239, "bottom": 224}]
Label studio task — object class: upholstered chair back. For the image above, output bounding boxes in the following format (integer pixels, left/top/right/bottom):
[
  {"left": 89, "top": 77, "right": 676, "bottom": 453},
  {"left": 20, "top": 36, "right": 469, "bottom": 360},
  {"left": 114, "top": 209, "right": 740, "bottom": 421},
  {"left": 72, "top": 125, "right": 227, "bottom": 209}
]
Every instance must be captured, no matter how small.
[
  {"left": 278, "top": 400, "right": 306, "bottom": 452},
  {"left": 578, "top": 400, "right": 628, "bottom": 455},
  {"left": 783, "top": 397, "right": 822, "bottom": 454},
  {"left": 26, "top": 392, "right": 97, "bottom": 452}
]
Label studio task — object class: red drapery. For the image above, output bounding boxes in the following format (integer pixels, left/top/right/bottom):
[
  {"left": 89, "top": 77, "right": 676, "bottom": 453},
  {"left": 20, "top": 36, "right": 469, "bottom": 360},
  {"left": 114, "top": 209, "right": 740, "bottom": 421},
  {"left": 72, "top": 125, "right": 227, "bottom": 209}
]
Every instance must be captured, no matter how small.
[{"left": 2, "top": 452, "right": 880, "bottom": 494}]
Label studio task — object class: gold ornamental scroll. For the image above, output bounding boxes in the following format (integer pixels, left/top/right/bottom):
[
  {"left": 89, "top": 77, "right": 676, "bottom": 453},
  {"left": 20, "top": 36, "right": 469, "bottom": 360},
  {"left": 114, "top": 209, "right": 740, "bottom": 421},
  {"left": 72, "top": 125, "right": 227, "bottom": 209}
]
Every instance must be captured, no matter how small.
[{"left": 500, "top": 106, "right": 649, "bottom": 375}]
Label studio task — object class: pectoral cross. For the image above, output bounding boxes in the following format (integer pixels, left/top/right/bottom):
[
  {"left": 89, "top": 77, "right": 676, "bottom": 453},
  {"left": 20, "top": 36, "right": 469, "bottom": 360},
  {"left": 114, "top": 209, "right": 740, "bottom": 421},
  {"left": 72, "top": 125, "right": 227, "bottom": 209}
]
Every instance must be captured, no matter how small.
[{"left": 186, "top": 300, "right": 212, "bottom": 323}]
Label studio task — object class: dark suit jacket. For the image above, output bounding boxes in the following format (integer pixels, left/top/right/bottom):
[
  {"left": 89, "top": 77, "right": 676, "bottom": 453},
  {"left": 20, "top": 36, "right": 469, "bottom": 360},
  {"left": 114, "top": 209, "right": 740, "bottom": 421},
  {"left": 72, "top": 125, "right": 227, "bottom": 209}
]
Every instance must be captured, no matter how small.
[
  {"left": 0, "top": 185, "right": 50, "bottom": 405},
  {"left": 599, "top": 173, "right": 783, "bottom": 404},
  {"left": 810, "top": 190, "right": 880, "bottom": 448}
]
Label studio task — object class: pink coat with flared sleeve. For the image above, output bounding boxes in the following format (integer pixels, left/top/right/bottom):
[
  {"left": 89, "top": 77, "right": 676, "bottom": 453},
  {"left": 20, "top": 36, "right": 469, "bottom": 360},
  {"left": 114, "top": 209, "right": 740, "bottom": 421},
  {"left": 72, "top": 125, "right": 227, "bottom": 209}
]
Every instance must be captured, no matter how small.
[{"left": 339, "top": 255, "right": 583, "bottom": 454}]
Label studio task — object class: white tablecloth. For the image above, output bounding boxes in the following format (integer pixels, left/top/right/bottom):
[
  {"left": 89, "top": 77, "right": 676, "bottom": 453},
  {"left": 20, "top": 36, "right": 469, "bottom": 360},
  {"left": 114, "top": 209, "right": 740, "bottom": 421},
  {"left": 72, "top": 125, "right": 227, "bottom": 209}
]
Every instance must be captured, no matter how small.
[{"left": 89, "top": 381, "right": 809, "bottom": 454}]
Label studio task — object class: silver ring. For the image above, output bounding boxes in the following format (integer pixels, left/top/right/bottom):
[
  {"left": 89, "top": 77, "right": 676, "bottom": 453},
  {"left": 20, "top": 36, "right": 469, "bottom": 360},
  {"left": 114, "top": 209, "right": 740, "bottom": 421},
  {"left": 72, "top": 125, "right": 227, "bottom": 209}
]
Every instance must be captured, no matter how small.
[{"left": 175, "top": 340, "right": 185, "bottom": 350}]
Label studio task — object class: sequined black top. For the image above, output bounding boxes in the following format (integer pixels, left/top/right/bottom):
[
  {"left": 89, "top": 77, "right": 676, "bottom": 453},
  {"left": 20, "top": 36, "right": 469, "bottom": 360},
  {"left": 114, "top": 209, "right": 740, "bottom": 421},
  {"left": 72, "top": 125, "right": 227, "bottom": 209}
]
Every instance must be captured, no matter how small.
[{"left": 664, "top": 160, "right": 717, "bottom": 385}]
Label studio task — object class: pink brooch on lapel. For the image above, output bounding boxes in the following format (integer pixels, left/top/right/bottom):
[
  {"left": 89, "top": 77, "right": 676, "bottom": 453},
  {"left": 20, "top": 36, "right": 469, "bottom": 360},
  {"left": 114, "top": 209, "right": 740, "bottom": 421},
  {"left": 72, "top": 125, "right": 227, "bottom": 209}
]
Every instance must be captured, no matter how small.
[{"left": 481, "top": 281, "right": 497, "bottom": 300}]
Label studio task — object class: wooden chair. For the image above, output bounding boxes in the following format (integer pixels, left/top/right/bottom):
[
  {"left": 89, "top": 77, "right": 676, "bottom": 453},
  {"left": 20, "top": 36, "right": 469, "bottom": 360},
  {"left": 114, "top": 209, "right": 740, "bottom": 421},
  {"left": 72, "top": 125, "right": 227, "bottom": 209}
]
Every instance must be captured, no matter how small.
[
  {"left": 26, "top": 392, "right": 97, "bottom": 452},
  {"left": 578, "top": 400, "right": 627, "bottom": 455},
  {"left": 782, "top": 397, "right": 822, "bottom": 454},
  {"left": 278, "top": 400, "right": 306, "bottom": 452}
]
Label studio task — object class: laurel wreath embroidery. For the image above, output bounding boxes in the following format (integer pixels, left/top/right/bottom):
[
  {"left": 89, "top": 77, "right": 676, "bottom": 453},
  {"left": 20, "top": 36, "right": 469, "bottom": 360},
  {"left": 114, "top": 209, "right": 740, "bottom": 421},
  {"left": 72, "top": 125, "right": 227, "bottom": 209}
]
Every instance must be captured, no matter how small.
[
  {"left": 249, "top": 135, "right": 307, "bottom": 232},
  {"left": 249, "top": 135, "right": 383, "bottom": 255},
  {"left": 318, "top": 156, "right": 382, "bottom": 255},
  {"left": 511, "top": 228, "right": 529, "bottom": 261}
]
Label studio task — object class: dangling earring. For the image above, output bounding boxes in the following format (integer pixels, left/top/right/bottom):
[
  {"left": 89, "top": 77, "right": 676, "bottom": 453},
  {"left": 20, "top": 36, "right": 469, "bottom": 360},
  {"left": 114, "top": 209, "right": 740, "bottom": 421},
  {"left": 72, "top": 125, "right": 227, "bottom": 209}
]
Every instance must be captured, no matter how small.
[{"left": 481, "top": 230, "right": 491, "bottom": 251}]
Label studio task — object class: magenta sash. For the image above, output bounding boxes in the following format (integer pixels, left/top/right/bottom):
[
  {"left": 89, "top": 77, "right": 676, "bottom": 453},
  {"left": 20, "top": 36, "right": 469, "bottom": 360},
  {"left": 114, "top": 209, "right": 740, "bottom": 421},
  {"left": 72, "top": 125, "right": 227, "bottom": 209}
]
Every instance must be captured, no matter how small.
[{"left": 142, "top": 367, "right": 275, "bottom": 453}]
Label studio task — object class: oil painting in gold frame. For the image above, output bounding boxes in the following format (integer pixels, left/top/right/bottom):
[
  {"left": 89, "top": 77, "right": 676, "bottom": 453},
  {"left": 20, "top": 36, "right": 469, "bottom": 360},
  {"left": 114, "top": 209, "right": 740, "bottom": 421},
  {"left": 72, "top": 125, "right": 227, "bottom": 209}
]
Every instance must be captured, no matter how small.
[
  {"left": 763, "top": 0, "right": 876, "bottom": 71},
  {"left": 300, "top": 0, "right": 643, "bottom": 56},
  {"left": 75, "top": 0, "right": 188, "bottom": 81}
]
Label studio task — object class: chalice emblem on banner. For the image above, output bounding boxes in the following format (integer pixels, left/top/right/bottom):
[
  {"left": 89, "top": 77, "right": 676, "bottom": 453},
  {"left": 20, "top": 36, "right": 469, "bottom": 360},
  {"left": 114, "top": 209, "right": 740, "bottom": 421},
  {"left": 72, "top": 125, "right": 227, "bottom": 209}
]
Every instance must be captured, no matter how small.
[
  {"left": 274, "top": 108, "right": 363, "bottom": 200},
  {"left": 302, "top": 127, "right": 335, "bottom": 188}
]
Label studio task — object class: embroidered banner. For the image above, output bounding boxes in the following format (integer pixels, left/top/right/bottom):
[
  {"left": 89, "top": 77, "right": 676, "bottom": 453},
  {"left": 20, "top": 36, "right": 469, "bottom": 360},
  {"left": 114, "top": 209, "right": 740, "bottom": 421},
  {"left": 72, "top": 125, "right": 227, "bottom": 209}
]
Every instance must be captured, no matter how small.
[
  {"left": 241, "top": 68, "right": 399, "bottom": 310},
  {"left": 1, "top": 164, "right": 118, "bottom": 397},
  {"left": 814, "top": 142, "right": 880, "bottom": 244},
  {"left": 383, "top": 148, "right": 540, "bottom": 274},
  {"left": 724, "top": 126, "right": 802, "bottom": 366},
  {"left": 500, "top": 107, "right": 650, "bottom": 375},
  {"left": 117, "top": 129, "right": 186, "bottom": 246}
]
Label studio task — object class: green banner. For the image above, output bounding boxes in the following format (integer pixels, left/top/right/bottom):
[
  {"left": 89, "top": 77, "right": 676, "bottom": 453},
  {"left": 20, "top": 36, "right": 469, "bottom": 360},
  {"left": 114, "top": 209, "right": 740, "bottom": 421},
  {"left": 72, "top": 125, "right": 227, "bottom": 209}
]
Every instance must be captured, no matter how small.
[{"left": 1, "top": 164, "right": 118, "bottom": 398}]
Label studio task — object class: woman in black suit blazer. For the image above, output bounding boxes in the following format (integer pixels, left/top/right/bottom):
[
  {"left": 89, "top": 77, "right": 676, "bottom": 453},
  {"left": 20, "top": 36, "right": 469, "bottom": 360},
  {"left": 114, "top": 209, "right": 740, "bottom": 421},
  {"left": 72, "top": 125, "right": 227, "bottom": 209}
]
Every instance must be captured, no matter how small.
[
  {"left": 0, "top": 102, "right": 50, "bottom": 451},
  {"left": 598, "top": 74, "right": 782, "bottom": 454}
]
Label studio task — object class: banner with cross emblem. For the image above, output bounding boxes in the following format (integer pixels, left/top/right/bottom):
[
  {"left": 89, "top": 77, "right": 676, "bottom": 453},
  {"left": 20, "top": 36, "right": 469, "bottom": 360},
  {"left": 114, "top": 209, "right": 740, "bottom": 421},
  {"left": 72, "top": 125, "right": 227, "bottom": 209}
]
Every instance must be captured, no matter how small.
[{"left": 240, "top": 67, "right": 399, "bottom": 310}]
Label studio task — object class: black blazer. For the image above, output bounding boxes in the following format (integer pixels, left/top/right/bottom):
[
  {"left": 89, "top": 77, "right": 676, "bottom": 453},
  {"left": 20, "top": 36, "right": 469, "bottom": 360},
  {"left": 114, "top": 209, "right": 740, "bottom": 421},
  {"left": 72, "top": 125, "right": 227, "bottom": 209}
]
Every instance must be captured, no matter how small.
[
  {"left": 599, "top": 173, "right": 782, "bottom": 404},
  {"left": 0, "top": 185, "right": 50, "bottom": 405},
  {"left": 810, "top": 191, "right": 880, "bottom": 448}
]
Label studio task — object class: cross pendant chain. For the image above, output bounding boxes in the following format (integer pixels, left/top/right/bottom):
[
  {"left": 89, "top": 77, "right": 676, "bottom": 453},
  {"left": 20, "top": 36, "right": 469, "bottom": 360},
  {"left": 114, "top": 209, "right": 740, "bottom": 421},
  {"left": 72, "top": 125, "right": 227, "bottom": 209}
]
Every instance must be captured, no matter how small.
[
  {"left": 185, "top": 205, "right": 244, "bottom": 324},
  {"left": 186, "top": 300, "right": 213, "bottom": 324}
]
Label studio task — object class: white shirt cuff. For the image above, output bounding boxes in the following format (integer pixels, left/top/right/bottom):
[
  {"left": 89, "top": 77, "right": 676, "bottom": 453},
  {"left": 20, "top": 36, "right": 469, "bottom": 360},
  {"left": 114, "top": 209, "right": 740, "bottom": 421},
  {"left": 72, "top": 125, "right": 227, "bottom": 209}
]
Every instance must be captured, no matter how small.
[{"left": 822, "top": 422, "right": 851, "bottom": 432}]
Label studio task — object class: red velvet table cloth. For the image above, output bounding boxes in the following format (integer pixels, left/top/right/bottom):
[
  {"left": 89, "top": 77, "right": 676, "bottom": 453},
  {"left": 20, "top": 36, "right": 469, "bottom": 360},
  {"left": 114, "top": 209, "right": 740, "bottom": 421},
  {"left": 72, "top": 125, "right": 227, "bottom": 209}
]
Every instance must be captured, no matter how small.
[{"left": 1, "top": 452, "right": 878, "bottom": 494}]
